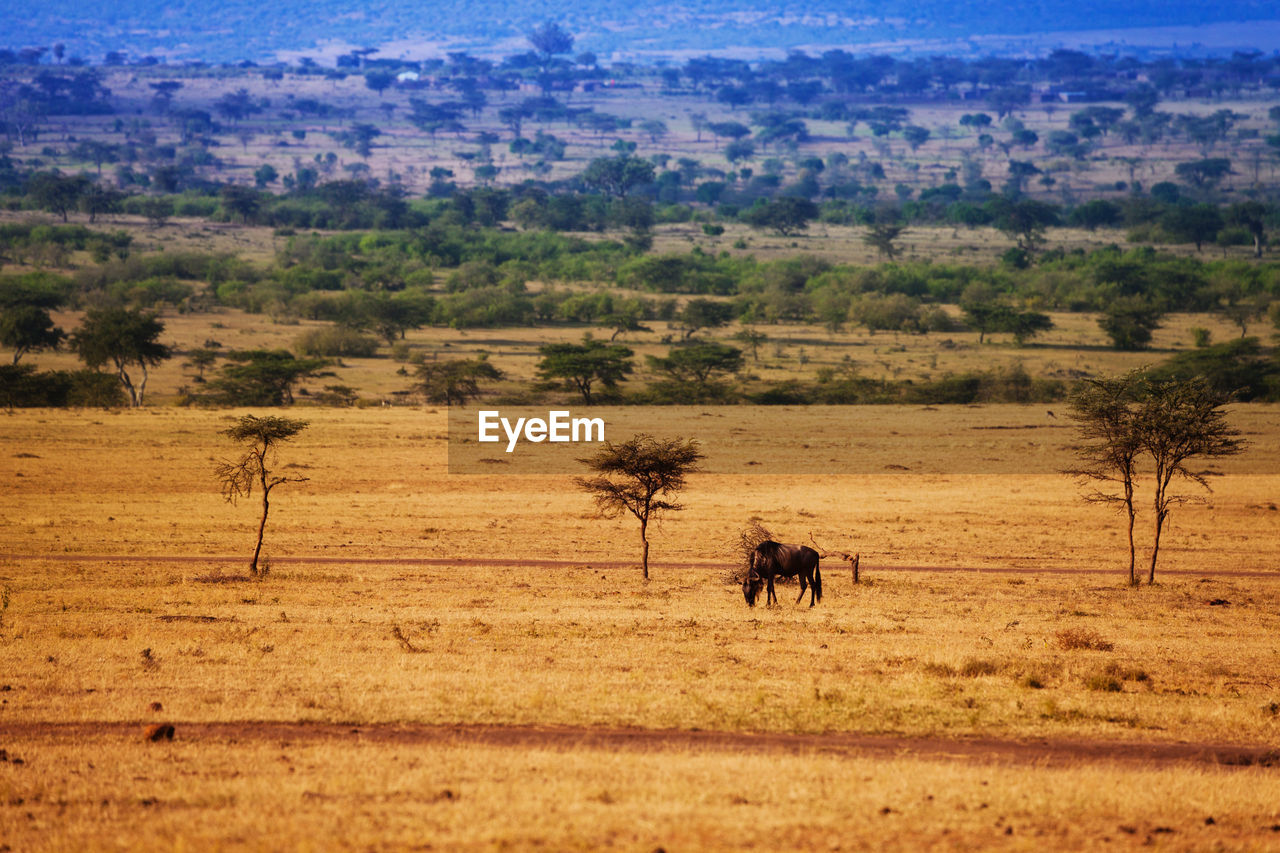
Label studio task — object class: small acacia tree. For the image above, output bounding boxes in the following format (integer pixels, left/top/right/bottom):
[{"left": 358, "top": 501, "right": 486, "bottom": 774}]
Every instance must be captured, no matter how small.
[
  {"left": 71, "top": 307, "right": 171, "bottom": 406},
  {"left": 0, "top": 304, "right": 65, "bottom": 364},
  {"left": 1137, "top": 377, "right": 1243, "bottom": 584},
  {"left": 413, "top": 357, "right": 502, "bottom": 405},
  {"left": 1066, "top": 373, "right": 1144, "bottom": 585},
  {"left": 1067, "top": 371, "right": 1244, "bottom": 585},
  {"left": 863, "top": 222, "right": 906, "bottom": 260},
  {"left": 575, "top": 434, "right": 703, "bottom": 579},
  {"left": 215, "top": 415, "right": 310, "bottom": 577},
  {"left": 536, "top": 338, "right": 633, "bottom": 404}
]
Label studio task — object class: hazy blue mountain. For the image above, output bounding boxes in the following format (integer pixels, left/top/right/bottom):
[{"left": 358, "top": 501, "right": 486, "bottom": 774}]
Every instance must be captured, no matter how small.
[{"left": 5, "top": 0, "right": 1279, "bottom": 63}]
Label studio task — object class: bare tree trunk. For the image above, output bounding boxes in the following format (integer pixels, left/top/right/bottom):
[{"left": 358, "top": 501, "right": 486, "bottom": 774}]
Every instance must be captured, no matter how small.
[
  {"left": 1124, "top": 476, "right": 1137, "bottom": 586},
  {"left": 117, "top": 366, "right": 138, "bottom": 406},
  {"left": 252, "top": 491, "right": 269, "bottom": 576},
  {"left": 1127, "top": 504, "right": 1137, "bottom": 587},
  {"left": 1148, "top": 510, "right": 1166, "bottom": 585},
  {"left": 639, "top": 517, "right": 649, "bottom": 580}
]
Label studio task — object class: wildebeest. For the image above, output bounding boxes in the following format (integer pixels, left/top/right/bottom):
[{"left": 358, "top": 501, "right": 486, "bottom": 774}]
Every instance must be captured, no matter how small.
[{"left": 743, "top": 540, "right": 822, "bottom": 607}]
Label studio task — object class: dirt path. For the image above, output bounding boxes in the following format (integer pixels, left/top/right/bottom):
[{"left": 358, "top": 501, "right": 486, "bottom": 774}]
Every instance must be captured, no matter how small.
[
  {"left": 1, "top": 721, "right": 1276, "bottom": 768},
  {"left": 2, "top": 552, "right": 1277, "bottom": 577}
]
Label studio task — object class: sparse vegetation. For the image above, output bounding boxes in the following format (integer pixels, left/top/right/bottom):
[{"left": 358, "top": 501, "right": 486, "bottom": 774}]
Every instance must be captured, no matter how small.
[
  {"left": 575, "top": 434, "right": 703, "bottom": 579},
  {"left": 214, "top": 414, "right": 310, "bottom": 576},
  {"left": 1054, "top": 628, "right": 1116, "bottom": 652}
]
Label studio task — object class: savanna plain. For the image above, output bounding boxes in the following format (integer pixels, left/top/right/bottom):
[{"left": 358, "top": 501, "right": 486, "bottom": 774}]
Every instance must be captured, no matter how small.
[
  {"left": 2, "top": 401, "right": 1280, "bottom": 850},
  {"left": 6, "top": 50, "right": 1280, "bottom": 848}
]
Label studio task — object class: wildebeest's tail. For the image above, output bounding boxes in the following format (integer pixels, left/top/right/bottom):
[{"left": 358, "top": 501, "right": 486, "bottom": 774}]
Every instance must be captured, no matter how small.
[{"left": 813, "top": 558, "right": 822, "bottom": 603}]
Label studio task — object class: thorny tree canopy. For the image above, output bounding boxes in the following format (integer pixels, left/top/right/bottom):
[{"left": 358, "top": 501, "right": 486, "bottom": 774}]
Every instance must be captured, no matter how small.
[
  {"left": 575, "top": 434, "right": 703, "bottom": 523},
  {"left": 216, "top": 415, "right": 310, "bottom": 502}
]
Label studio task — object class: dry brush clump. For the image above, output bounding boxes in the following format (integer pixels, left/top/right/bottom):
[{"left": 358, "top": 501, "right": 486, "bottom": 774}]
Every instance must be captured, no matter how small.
[
  {"left": 1085, "top": 661, "right": 1152, "bottom": 692},
  {"left": 958, "top": 658, "right": 1003, "bottom": 678},
  {"left": 1054, "top": 627, "right": 1115, "bottom": 651},
  {"left": 390, "top": 624, "right": 424, "bottom": 653},
  {"left": 729, "top": 519, "right": 774, "bottom": 584}
]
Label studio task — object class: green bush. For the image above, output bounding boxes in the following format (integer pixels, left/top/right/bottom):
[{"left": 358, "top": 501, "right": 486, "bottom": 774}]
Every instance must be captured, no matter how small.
[
  {"left": 294, "top": 326, "right": 380, "bottom": 357},
  {"left": 0, "top": 365, "right": 125, "bottom": 408}
]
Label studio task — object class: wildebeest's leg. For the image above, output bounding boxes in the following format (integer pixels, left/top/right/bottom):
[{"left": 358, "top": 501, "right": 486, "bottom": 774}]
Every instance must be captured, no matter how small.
[
  {"left": 796, "top": 572, "right": 808, "bottom": 604},
  {"left": 766, "top": 576, "right": 777, "bottom": 606}
]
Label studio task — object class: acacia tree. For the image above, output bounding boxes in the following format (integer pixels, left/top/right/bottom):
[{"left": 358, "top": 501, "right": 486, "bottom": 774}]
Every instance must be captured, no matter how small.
[
  {"left": 203, "top": 350, "right": 328, "bottom": 406},
  {"left": 0, "top": 304, "right": 64, "bottom": 364},
  {"left": 675, "top": 299, "right": 734, "bottom": 340},
  {"left": 220, "top": 185, "right": 261, "bottom": 223},
  {"left": 413, "top": 357, "right": 502, "bottom": 405},
  {"left": 1226, "top": 200, "right": 1269, "bottom": 259},
  {"left": 647, "top": 342, "right": 743, "bottom": 390},
  {"left": 1137, "top": 377, "right": 1243, "bottom": 584},
  {"left": 575, "top": 435, "right": 703, "bottom": 579},
  {"left": 1067, "top": 372, "right": 1244, "bottom": 585},
  {"left": 863, "top": 222, "right": 906, "bottom": 260},
  {"left": 536, "top": 338, "right": 633, "bottom": 404},
  {"left": 1098, "top": 297, "right": 1163, "bottom": 351},
  {"left": 527, "top": 21, "right": 574, "bottom": 64},
  {"left": 580, "top": 155, "right": 655, "bottom": 198},
  {"left": 364, "top": 71, "right": 395, "bottom": 96},
  {"left": 742, "top": 197, "right": 818, "bottom": 236},
  {"left": 215, "top": 415, "right": 310, "bottom": 577},
  {"left": 989, "top": 196, "right": 1059, "bottom": 253},
  {"left": 1066, "top": 374, "right": 1144, "bottom": 585},
  {"left": 732, "top": 327, "right": 769, "bottom": 361},
  {"left": 27, "top": 172, "right": 90, "bottom": 222},
  {"left": 71, "top": 307, "right": 171, "bottom": 406},
  {"left": 1160, "top": 204, "right": 1223, "bottom": 253}
]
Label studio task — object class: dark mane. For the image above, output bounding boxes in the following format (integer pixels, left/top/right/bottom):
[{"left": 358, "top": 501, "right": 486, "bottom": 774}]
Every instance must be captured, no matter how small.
[{"left": 755, "top": 540, "right": 784, "bottom": 562}]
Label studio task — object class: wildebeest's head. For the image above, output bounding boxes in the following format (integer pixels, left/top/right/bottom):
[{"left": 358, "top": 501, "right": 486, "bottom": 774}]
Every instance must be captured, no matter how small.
[{"left": 742, "top": 571, "right": 761, "bottom": 607}]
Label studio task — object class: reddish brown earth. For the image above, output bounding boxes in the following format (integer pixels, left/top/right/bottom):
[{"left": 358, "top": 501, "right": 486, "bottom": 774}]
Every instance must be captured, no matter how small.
[{"left": 1, "top": 721, "right": 1276, "bottom": 769}]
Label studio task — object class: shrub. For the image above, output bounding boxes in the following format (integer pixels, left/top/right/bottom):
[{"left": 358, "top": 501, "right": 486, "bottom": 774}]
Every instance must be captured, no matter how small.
[
  {"left": 294, "top": 326, "right": 380, "bottom": 357},
  {"left": 1054, "top": 628, "right": 1115, "bottom": 651},
  {"left": 1085, "top": 674, "right": 1123, "bottom": 692},
  {"left": 0, "top": 365, "right": 125, "bottom": 408},
  {"left": 959, "top": 658, "right": 1001, "bottom": 677}
]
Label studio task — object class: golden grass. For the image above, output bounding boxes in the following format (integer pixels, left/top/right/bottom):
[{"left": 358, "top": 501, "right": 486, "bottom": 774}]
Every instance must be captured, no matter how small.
[
  {"left": 3, "top": 401, "right": 1280, "bottom": 848},
  {"left": 3, "top": 733, "right": 1280, "bottom": 851},
  {"left": 2, "top": 407, "right": 1279, "bottom": 739}
]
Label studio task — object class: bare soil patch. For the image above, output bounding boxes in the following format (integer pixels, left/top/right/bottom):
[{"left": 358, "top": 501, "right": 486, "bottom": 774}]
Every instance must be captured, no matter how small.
[
  {"left": 4, "top": 720, "right": 1277, "bottom": 769},
  {"left": 4, "top": 552, "right": 1278, "bottom": 577}
]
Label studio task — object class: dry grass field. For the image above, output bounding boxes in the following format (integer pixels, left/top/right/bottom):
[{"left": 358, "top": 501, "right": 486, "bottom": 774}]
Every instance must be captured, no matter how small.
[{"left": 2, "top": 404, "right": 1280, "bottom": 849}]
